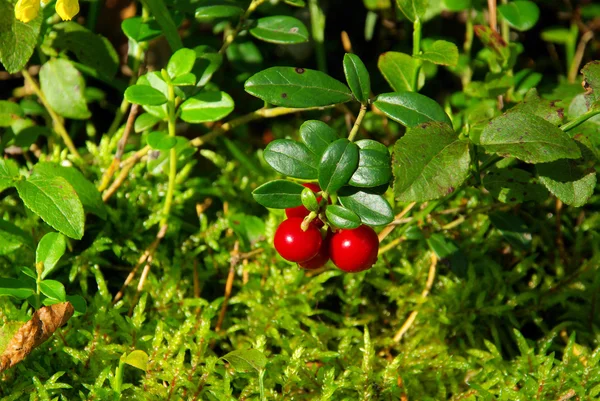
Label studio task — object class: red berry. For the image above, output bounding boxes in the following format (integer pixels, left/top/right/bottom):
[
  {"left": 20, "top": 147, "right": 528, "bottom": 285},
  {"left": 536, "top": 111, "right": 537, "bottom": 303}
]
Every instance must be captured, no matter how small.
[
  {"left": 274, "top": 217, "right": 322, "bottom": 263},
  {"left": 299, "top": 231, "right": 331, "bottom": 270},
  {"left": 330, "top": 225, "right": 379, "bottom": 273},
  {"left": 285, "top": 183, "right": 322, "bottom": 220}
]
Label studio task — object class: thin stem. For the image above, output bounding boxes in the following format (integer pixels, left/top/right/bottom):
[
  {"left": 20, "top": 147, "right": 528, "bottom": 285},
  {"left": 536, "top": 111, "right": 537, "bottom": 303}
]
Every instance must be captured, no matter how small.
[
  {"left": 500, "top": 0, "right": 509, "bottom": 43},
  {"left": 161, "top": 82, "right": 177, "bottom": 226},
  {"left": 309, "top": 0, "right": 327, "bottom": 72},
  {"left": 412, "top": 18, "right": 423, "bottom": 92},
  {"left": 347, "top": 104, "right": 367, "bottom": 142},
  {"left": 21, "top": 69, "right": 81, "bottom": 160},
  {"left": 219, "top": 0, "right": 265, "bottom": 54},
  {"left": 488, "top": 0, "right": 497, "bottom": 32},
  {"left": 568, "top": 31, "right": 594, "bottom": 84},
  {"left": 560, "top": 108, "right": 600, "bottom": 132}
]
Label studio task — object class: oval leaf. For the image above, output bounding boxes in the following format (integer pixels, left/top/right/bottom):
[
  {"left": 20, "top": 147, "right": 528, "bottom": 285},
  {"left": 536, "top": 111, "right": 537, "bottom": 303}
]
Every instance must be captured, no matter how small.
[
  {"left": 195, "top": 1, "right": 244, "bottom": 21},
  {"left": 325, "top": 205, "right": 361, "bottom": 229},
  {"left": 180, "top": 91, "right": 234, "bottom": 123},
  {"left": 0, "top": 219, "right": 34, "bottom": 255},
  {"left": 396, "top": 0, "right": 428, "bottom": 22},
  {"left": 167, "top": 48, "right": 196, "bottom": 78},
  {"left": 125, "top": 85, "right": 167, "bottom": 106},
  {"left": 374, "top": 92, "right": 451, "bottom": 127},
  {"left": 338, "top": 188, "right": 393, "bottom": 226},
  {"left": 147, "top": 131, "right": 177, "bottom": 150},
  {"left": 252, "top": 180, "right": 305, "bottom": 209},
  {"left": 378, "top": 52, "right": 418, "bottom": 92},
  {"left": 416, "top": 40, "right": 459, "bottom": 66},
  {"left": 135, "top": 113, "right": 161, "bottom": 133},
  {"left": 299, "top": 120, "right": 338, "bottom": 158},
  {"left": 122, "top": 16, "right": 162, "bottom": 43},
  {"left": 221, "top": 349, "right": 267, "bottom": 373},
  {"left": 264, "top": 139, "right": 318, "bottom": 179},
  {"left": 245, "top": 67, "right": 353, "bottom": 108},
  {"left": 249, "top": 16, "right": 309, "bottom": 44},
  {"left": 498, "top": 1, "right": 540, "bottom": 31},
  {"left": 349, "top": 141, "right": 391, "bottom": 188},
  {"left": 483, "top": 166, "right": 548, "bottom": 204},
  {"left": 16, "top": 176, "right": 85, "bottom": 240},
  {"left": 40, "top": 59, "right": 90, "bottom": 120},
  {"left": 39, "top": 279, "right": 66, "bottom": 301},
  {"left": 124, "top": 350, "right": 149, "bottom": 371},
  {"left": 318, "top": 139, "right": 359, "bottom": 194},
  {"left": 343, "top": 53, "right": 371, "bottom": 104},
  {"left": 36, "top": 232, "right": 66, "bottom": 279},
  {"left": 0, "top": 278, "right": 35, "bottom": 299}
]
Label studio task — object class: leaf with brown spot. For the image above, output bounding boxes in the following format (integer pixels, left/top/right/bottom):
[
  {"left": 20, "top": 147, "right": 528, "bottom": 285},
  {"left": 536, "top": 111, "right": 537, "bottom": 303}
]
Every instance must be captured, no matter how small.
[{"left": 0, "top": 302, "right": 74, "bottom": 372}]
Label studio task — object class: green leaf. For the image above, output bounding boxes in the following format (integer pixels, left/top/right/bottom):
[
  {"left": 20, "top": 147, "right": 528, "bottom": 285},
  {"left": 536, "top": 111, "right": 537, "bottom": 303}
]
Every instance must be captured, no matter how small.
[
  {"left": 142, "top": 0, "right": 183, "bottom": 51},
  {"left": 167, "top": 48, "right": 196, "bottom": 78},
  {"left": 66, "top": 294, "right": 87, "bottom": 316},
  {"left": 343, "top": 53, "right": 371, "bottom": 104},
  {"left": 582, "top": 61, "right": 600, "bottom": 106},
  {"left": 349, "top": 140, "right": 391, "bottom": 188},
  {"left": 443, "top": 0, "right": 471, "bottom": 11},
  {"left": 264, "top": 139, "right": 318, "bottom": 179},
  {"left": 36, "top": 232, "right": 66, "bottom": 279},
  {"left": 536, "top": 141, "right": 597, "bottom": 207},
  {"left": 318, "top": 139, "right": 359, "bottom": 194},
  {"left": 498, "top": 1, "right": 540, "bottom": 32},
  {"left": 244, "top": 67, "right": 353, "bottom": 108},
  {"left": 374, "top": 92, "right": 451, "bottom": 128},
  {"left": 416, "top": 40, "right": 459, "bottom": 66},
  {"left": 395, "top": 0, "right": 428, "bottom": 22},
  {"left": 378, "top": 52, "right": 418, "bottom": 92},
  {"left": 195, "top": 1, "right": 244, "bottom": 21},
  {"left": 0, "top": 101, "right": 23, "bottom": 127},
  {"left": 40, "top": 59, "right": 91, "bottom": 120},
  {"left": 16, "top": 175, "right": 85, "bottom": 240},
  {"left": 483, "top": 166, "right": 548, "bottom": 204},
  {"left": 172, "top": 72, "right": 197, "bottom": 86},
  {"left": 179, "top": 91, "right": 234, "bottom": 123},
  {"left": 125, "top": 85, "right": 168, "bottom": 106},
  {"left": 221, "top": 349, "right": 267, "bottom": 373},
  {"left": 252, "top": 180, "right": 305, "bottom": 209},
  {"left": 39, "top": 280, "right": 66, "bottom": 301},
  {"left": 249, "top": 16, "right": 309, "bottom": 44},
  {"left": 301, "top": 187, "right": 319, "bottom": 211},
  {"left": 135, "top": 113, "right": 161, "bottom": 133},
  {"left": 508, "top": 88, "right": 565, "bottom": 126},
  {"left": 480, "top": 112, "right": 581, "bottom": 163},
  {"left": 0, "top": 0, "right": 42, "bottom": 74},
  {"left": 147, "top": 131, "right": 177, "bottom": 150},
  {"left": 0, "top": 219, "right": 34, "bottom": 255},
  {"left": 474, "top": 25, "right": 509, "bottom": 61},
  {"left": 299, "top": 120, "right": 338, "bottom": 158},
  {"left": 338, "top": 188, "right": 393, "bottom": 226},
  {"left": 228, "top": 214, "right": 265, "bottom": 251},
  {"left": 426, "top": 234, "right": 467, "bottom": 276},
  {"left": 488, "top": 212, "right": 532, "bottom": 251},
  {"left": 193, "top": 46, "right": 223, "bottom": 87},
  {"left": 392, "top": 122, "right": 470, "bottom": 202},
  {"left": 0, "top": 278, "right": 35, "bottom": 299},
  {"left": 45, "top": 22, "right": 119, "bottom": 78},
  {"left": 12, "top": 126, "right": 49, "bottom": 148},
  {"left": 123, "top": 350, "right": 149, "bottom": 371},
  {"left": 541, "top": 27, "right": 572, "bottom": 45},
  {"left": 284, "top": 0, "right": 306, "bottom": 7},
  {"left": 0, "top": 158, "right": 20, "bottom": 193},
  {"left": 325, "top": 205, "right": 361, "bottom": 229},
  {"left": 122, "top": 16, "right": 162, "bottom": 43},
  {"left": 32, "top": 162, "right": 107, "bottom": 219}
]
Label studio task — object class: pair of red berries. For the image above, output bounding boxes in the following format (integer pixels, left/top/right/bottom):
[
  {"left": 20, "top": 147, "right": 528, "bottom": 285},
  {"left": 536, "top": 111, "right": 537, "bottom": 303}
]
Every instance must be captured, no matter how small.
[{"left": 274, "top": 184, "right": 379, "bottom": 273}]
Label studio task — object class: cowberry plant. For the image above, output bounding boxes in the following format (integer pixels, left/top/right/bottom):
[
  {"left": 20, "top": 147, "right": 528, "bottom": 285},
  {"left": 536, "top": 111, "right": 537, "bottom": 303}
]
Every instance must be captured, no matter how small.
[{"left": 2, "top": 0, "right": 600, "bottom": 398}]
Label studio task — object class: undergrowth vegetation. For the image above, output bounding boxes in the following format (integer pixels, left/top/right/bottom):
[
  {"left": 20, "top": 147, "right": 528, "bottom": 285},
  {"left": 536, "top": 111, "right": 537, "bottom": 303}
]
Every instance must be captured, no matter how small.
[{"left": 1, "top": 0, "right": 600, "bottom": 399}]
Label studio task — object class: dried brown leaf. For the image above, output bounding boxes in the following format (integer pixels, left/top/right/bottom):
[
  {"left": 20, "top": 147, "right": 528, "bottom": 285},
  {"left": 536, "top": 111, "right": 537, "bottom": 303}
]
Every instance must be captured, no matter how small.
[{"left": 0, "top": 302, "right": 74, "bottom": 372}]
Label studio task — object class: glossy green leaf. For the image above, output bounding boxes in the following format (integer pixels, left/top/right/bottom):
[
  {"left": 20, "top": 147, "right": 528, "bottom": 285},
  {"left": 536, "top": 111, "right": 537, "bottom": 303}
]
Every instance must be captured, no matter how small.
[
  {"left": 443, "top": 0, "right": 471, "bottom": 11},
  {"left": 395, "top": 0, "right": 428, "bottom": 22},
  {"left": 343, "top": 53, "right": 371, "bottom": 104},
  {"left": 498, "top": 1, "right": 540, "bottom": 32},
  {"left": 318, "top": 139, "right": 359, "bottom": 194},
  {"left": 541, "top": 27, "right": 572, "bottom": 45},
  {"left": 416, "top": 40, "right": 459, "bottom": 66},
  {"left": 0, "top": 278, "right": 35, "bottom": 299},
  {"left": 193, "top": 46, "right": 223, "bottom": 87},
  {"left": 373, "top": 92, "right": 451, "bottom": 128},
  {"left": 301, "top": 187, "right": 319, "bottom": 211},
  {"left": 12, "top": 126, "right": 49, "bottom": 148},
  {"left": 221, "top": 349, "right": 267, "bottom": 373},
  {"left": 124, "top": 350, "right": 149, "bottom": 371},
  {"left": 40, "top": 59, "right": 90, "bottom": 120},
  {"left": 179, "top": 91, "right": 234, "bottom": 123},
  {"left": 378, "top": 52, "right": 418, "bottom": 92},
  {"left": 325, "top": 205, "right": 361, "bottom": 229},
  {"left": 284, "top": 0, "right": 306, "bottom": 6},
  {"left": 0, "top": 101, "right": 23, "bottom": 127},
  {"left": 244, "top": 67, "right": 353, "bottom": 108},
  {"left": 252, "top": 180, "right": 305, "bottom": 209},
  {"left": 172, "top": 73, "right": 197, "bottom": 86},
  {"left": 582, "top": 61, "right": 600, "bottom": 106},
  {"left": 0, "top": 1, "right": 42, "bottom": 74},
  {"left": 39, "top": 279, "right": 66, "bottom": 301},
  {"left": 135, "top": 113, "right": 161, "bottom": 133},
  {"left": 67, "top": 294, "right": 87, "bottom": 316},
  {"left": 167, "top": 48, "right": 196, "bottom": 78},
  {"left": 36, "top": 232, "right": 66, "bottom": 279},
  {"left": 122, "top": 16, "right": 162, "bottom": 43},
  {"left": 349, "top": 140, "right": 391, "bottom": 188},
  {"left": 488, "top": 212, "right": 532, "bottom": 251},
  {"left": 509, "top": 88, "right": 565, "bottom": 126},
  {"left": 16, "top": 175, "right": 85, "bottom": 240},
  {"left": 299, "top": 120, "right": 338, "bottom": 158},
  {"left": 0, "top": 219, "right": 34, "bottom": 255},
  {"left": 32, "top": 162, "right": 107, "bottom": 219},
  {"left": 249, "top": 16, "right": 309, "bottom": 45},
  {"left": 480, "top": 112, "right": 581, "bottom": 163},
  {"left": 147, "top": 131, "right": 177, "bottom": 150},
  {"left": 125, "top": 85, "right": 168, "bottom": 106},
  {"left": 195, "top": 1, "right": 244, "bottom": 21},
  {"left": 143, "top": 0, "right": 183, "bottom": 51},
  {"left": 426, "top": 234, "right": 467, "bottom": 276},
  {"left": 264, "top": 140, "right": 318, "bottom": 179},
  {"left": 393, "top": 122, "right": 470, "bottom": 202},
  {"left": 0, "top": 159, "right": 20, "bottom": 193},
  {"left": 338, "top": 188, "right": 393, "bottom": 226},
  {"left": 483, "top": 166, "right": 548, "bottom": 204}
]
